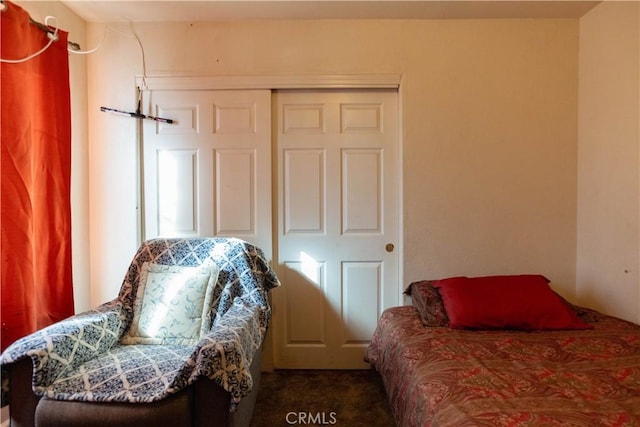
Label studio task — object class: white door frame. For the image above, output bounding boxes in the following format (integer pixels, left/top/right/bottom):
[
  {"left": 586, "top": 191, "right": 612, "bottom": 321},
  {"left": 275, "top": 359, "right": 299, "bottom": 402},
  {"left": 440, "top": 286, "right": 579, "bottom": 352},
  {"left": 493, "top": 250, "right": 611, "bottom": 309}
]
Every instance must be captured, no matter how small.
[
  {"left": 136, "top": 75, "right": 405, "bottom": 364},
  {"left": 136, "top": 74, "right": 400, "bottom": 91}
]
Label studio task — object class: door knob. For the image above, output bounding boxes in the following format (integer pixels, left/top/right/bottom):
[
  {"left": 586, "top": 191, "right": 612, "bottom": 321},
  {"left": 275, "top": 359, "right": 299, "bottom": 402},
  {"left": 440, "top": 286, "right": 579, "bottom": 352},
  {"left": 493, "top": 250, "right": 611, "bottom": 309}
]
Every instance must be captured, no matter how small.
[{"left": 385, "top": 243, "right": 395, "bottom": 253}]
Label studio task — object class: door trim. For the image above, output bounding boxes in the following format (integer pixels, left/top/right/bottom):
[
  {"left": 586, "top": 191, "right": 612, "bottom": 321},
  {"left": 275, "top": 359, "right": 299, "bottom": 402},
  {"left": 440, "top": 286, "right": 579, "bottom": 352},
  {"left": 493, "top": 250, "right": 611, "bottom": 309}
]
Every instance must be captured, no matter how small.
[
  {"left": 137, "top": 75, "right": 406, "bottom": 368},
  {"left": 136, "top": 74, "right": 401, "bottom": 91}
]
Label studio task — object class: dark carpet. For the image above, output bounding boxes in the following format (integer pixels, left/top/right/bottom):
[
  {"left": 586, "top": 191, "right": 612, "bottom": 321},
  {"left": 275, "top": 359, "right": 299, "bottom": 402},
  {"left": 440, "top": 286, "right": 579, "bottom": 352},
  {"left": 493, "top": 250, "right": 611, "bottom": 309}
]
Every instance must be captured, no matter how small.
[{"left": 250, "top": 369, "right": 396, "bottom": 427}]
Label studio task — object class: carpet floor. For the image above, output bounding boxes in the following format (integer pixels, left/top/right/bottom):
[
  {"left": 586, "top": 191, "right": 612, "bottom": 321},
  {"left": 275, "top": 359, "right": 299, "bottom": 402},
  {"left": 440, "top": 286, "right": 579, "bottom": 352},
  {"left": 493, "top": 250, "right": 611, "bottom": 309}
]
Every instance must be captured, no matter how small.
[{"left": 250, "top": 369, "right": 396, "bottom": 427}]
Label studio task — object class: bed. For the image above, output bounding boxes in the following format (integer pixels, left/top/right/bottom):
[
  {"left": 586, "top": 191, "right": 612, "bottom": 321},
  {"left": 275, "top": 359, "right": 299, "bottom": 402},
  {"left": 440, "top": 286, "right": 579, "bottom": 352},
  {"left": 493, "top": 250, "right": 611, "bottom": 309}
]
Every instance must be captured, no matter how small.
[{"left": 365, "top": 275, "right": 640, "bottom": 426}]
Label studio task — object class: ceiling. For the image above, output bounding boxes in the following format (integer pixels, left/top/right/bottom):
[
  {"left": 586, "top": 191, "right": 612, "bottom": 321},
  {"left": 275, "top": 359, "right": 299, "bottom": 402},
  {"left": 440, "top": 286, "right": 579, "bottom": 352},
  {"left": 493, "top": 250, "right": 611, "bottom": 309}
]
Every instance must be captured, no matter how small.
[{"left": 60, "top": 1, "right": 601, "bottom": 23}]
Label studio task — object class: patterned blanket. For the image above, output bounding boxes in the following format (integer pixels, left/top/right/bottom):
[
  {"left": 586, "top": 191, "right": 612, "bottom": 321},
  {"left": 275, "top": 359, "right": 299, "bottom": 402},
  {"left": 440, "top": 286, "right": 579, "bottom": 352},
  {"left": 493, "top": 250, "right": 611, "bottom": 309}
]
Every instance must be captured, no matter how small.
[
  {"left": 366, "top": 305, "right": 640, "bottom": 426},
  {"left": 1, "top": 238, "right": 280, "bottom": 410}
]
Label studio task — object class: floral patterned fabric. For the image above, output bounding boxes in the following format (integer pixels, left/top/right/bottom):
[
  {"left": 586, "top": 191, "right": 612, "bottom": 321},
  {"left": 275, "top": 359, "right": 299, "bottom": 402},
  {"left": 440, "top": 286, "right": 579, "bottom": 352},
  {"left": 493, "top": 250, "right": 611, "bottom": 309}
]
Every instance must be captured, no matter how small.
[
  {"left": 121, "top": 261, "right": 219, "bottom": 345},
  {"left": 404, "top": 281, "right": 449, "bottom": 327},
  {"left": 1, "top": 238, "right": 280, "bottom": 410},
  {"left": 366, "top": 306, "right": 640, "bottom": 426}
]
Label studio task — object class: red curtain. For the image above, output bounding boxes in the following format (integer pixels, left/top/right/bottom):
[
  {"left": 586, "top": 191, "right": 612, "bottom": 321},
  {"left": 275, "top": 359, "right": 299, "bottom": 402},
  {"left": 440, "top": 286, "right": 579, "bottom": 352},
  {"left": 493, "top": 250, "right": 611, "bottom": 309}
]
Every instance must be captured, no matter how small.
[{"left": 1, "top": 1, "right": 74, "bottom": 351}]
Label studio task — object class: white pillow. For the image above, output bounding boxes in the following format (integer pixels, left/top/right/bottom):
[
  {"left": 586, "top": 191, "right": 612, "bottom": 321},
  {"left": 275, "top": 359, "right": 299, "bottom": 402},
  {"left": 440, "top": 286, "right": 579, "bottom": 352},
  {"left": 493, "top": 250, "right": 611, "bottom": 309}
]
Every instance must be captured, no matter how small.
[{"left": 121, "top": 261, "right": 219, "bottom": 345}]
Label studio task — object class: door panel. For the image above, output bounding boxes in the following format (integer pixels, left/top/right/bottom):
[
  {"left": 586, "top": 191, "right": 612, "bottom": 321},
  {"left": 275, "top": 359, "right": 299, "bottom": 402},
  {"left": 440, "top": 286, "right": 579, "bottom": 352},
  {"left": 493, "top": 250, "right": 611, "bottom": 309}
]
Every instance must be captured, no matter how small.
[
  {"left": 273, "top": 89, "right": 399, "bottom": 369},
  {"left": 284, "top": 149, "right": 325, "bottom": 233},
  {"left": 215, "top": 149, "right": 256, "bottom": 235},
  {"left": 342, "top": 149, "right": 382, "bottom": 233},
  {"left": 157, "top": 149, "right": 198, "bottom": 237}
]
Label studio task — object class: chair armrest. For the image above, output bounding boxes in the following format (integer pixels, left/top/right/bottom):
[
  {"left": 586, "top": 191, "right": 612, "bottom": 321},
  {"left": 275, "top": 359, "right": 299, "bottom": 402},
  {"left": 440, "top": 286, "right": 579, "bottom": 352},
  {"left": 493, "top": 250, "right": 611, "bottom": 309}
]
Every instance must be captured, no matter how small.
[
  {"left": 0, "top": 300, "right": 125, "bottom": 388},
  {"left": 191, "top": 296, "right": 264, "bottom": 409}
]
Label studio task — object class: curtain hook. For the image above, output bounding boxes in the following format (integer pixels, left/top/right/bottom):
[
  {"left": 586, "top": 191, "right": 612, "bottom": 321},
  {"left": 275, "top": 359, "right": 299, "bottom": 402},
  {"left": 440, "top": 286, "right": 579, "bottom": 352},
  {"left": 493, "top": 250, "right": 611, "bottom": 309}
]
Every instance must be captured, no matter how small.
[{"left": 44, "top": 15, "right": 60, "bottom": 42}]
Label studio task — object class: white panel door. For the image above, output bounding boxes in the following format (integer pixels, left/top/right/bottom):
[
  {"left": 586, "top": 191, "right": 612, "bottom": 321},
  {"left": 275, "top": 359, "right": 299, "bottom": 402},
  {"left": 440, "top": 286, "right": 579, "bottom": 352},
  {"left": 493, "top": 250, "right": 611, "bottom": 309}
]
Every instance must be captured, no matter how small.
[
  {"left": 273, "top": 89, "right": 400, "bottom": 369},
  {"left": 142, "top": 90, "right": 272, "bottom": 255}
]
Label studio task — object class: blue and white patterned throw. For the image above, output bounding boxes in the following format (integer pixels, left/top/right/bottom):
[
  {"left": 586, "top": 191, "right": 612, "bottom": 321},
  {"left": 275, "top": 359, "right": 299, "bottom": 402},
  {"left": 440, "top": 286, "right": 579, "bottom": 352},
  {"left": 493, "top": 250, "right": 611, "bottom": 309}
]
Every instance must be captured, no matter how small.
[{"left": 0, "top": 237, "right": 280, "bottom": 410}]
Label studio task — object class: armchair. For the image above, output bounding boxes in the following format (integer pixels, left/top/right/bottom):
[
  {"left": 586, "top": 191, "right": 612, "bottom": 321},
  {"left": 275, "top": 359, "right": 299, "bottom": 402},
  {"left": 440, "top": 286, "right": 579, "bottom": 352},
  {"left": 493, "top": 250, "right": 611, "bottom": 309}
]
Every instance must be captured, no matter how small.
[{"left": 1, "top": 237, "right": 280, "bottom": 427}]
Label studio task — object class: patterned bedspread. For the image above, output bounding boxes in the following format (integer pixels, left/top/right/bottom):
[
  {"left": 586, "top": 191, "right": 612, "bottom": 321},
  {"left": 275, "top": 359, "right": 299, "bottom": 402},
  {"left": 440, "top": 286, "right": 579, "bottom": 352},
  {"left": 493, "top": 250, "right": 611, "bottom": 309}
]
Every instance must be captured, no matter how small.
[
  {"left": 366, "top": 306, "right": 640, "bottom": 426},
  {"left": 1, "top": 238, "right": 280, "bottom": 410}
]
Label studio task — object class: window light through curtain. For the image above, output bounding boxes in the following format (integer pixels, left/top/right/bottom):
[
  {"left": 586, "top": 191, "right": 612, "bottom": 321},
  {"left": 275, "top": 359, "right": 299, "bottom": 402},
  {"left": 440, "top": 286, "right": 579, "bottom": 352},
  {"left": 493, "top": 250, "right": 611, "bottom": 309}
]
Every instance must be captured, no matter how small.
[{"left": 1, "top": 0, "right": 75, "bottom": 351}]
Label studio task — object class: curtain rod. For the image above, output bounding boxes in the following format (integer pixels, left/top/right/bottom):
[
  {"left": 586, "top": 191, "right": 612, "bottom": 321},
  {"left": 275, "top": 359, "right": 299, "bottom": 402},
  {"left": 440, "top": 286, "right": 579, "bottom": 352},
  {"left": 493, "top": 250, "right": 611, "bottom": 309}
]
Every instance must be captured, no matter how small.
[
  {"left": 29, "top": 17, "right": 81, "bottom": 51},
  {"left": 1, "top": 0, "right": 81, "bottom": 51}
]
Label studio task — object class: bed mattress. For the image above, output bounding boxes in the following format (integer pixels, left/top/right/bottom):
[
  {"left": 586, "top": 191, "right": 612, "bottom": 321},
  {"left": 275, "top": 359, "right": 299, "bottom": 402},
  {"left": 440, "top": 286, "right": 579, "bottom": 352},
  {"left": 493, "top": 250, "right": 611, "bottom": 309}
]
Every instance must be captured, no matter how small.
[{"left": 366, "top": 305, "right": 640, "bottom": 426}]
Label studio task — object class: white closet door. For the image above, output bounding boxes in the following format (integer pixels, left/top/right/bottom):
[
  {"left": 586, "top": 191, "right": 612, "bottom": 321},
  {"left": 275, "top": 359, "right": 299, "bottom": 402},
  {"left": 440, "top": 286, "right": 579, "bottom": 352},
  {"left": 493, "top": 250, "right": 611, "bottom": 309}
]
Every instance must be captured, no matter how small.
[
  {"left": 142, "top": 89, "right": 272, "bottom": 256},
  {"left": 272, "top": 89, "right": 400, "bottom": 369}
]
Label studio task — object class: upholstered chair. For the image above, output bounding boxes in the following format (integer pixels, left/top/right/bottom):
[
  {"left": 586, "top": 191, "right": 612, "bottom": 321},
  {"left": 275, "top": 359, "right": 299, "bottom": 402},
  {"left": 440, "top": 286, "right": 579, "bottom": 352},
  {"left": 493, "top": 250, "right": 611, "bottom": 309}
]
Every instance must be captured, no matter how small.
[{"left": 1, "top": 237, "right": 280, "bottom": 427}]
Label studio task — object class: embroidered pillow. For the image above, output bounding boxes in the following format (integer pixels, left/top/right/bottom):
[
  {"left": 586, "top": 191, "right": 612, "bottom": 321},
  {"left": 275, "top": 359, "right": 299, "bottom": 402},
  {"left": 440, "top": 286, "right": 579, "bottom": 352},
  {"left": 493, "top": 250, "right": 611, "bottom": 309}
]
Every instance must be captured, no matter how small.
[
  {"left": 404, "top": 280, "right": 449, "bottom": 327},
  {"left": 432, "top": 275, "right": 592, "bottom": 331},
  {"left": 121, "top": 261, "right": 219, "bottom": 345}
]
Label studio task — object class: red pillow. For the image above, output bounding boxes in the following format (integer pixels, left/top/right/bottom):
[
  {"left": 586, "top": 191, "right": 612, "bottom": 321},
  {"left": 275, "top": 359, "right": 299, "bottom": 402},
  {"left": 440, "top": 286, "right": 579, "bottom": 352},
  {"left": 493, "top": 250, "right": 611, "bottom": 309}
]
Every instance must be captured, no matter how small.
[{"left": 431, "top": 275, "right": 592, "bottom": 330}]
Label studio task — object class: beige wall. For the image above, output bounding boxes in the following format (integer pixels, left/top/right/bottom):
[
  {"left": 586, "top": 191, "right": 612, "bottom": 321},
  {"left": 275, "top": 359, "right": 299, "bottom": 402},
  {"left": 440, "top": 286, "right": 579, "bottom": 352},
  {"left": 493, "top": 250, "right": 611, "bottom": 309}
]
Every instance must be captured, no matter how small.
[
  {"left": 577, "top": 1, "right": 640, "bottom": 323},
  {"left": 14, "top": 1, "right": 90, "bottom": 313},
  {"left": 6, "top": 0, "right": 639, "bottom": 355},
  {"left": 87, "top": 18, "right": 580, "bottom": 304}
]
